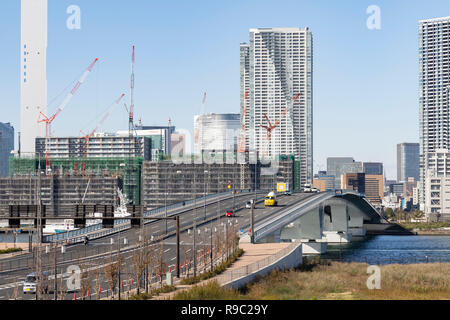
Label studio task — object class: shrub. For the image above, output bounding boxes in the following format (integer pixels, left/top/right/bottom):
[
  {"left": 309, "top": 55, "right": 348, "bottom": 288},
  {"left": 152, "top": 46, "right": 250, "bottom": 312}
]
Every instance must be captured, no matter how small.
[{"left": 0, "top": 248, "right": 23, "bottom": 255}]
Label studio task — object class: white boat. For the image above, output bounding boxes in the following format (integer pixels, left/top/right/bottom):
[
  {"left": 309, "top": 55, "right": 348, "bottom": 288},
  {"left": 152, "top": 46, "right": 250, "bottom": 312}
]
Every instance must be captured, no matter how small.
[{"left": 43, "top": 188, "right": 131, "bottom": 235}]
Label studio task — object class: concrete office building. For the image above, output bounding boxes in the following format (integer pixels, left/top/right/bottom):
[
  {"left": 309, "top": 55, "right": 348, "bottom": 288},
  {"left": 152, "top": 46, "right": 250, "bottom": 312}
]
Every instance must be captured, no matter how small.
[
  {"left": 313, "top": 175, "right": 334, "bottom": 192},
  {"left": 21, "top": 0, "right": 47, "bottom": 154},
  {"left": 363, "top": 162, "right": 383, "bottom": 175},
  {"left": 133, "top": 125, "right": 175, "bottom": 156},
  {"left": 0, "top": 123, "right": 14, "bottom": 177},
  {"left": 397, "top": 143, "right": 419, "bottom": 183},
  {"left": 419, "top": 17, "right": 450, "bottom": 206},
  {"left": 327, "top": 157, "right": 362, "bottom": 189},
  {"left": 365, "top": 174, "right": 384, "bottom": 206},
  {"left": 341, "top": 172, "right": 384, "bottom": 206},
  {"left": 390, "top": 183, "right": 405, "bottom": 197},
  {"left": 194, "top": 114, "right": 240, "bottom": 155},
  {"left": 341, "top": 173, "right": 365, "bottom": 193},
  {"left": 240, "top": 27, "right": 313, "bottom": 187},
  {"left": 424, "top": 149, "right": 450, "bottom": 221}
]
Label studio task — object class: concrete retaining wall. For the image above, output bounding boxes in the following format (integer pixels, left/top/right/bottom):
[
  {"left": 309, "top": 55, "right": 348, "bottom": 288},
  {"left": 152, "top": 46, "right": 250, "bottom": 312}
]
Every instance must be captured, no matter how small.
[{"left": 221, "top": 243, "right": 302, "bottom": 290}]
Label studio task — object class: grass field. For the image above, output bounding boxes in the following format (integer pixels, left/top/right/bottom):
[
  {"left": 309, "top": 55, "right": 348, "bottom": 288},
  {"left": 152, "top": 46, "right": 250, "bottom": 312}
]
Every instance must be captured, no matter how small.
[
  {"left": 399, "top": 222, "right": 450, "bottom": 231},
  {"left": 173, "top": 261, "right": 450, "bottom": 300}
]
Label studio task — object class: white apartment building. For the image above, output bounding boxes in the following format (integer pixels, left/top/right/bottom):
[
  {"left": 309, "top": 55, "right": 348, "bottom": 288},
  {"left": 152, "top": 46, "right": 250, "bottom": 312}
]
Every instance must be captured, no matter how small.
[
  {"left": 194, "top": 114, "right": 240, "bottom": 154},
  {"left": 35, "top": 134, "right": 150, "bottom": 160},
  {"left": 424, "top": 149, "right": 450, "bottom": 221},
  {"left": 419, "top": 17, "right": 450, "bottom": 207},
  {"left": 240, "top": 27, "right": 313, "bottom": 187}
]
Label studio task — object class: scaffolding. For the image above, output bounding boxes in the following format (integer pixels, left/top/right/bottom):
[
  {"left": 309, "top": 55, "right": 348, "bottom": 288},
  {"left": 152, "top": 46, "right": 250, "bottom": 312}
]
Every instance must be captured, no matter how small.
[
  {"left": 141, "top": 159, "right": 295, "bottom": 210},
  {"left": 9, "top": 157, "right": 142, "bottom": 205},
  {"left": 0, "top": 174, "right": 120, "bottom": 217}
]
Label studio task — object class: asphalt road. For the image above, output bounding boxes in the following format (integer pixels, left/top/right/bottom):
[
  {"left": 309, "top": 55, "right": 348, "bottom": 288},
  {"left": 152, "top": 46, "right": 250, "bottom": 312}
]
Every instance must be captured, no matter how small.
[{"left": 0, "top": 192, "right": 315, "bottom": 300}]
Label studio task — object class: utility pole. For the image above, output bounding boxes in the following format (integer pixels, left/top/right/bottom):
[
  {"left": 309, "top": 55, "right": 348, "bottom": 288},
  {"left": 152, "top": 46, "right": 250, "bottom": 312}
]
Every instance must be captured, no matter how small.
[
  {"left": 251, "top": 201, "right": 255, "bottom": 244},
  {"left": 210, "top": 221, "right": 213, "bottom": 271},
  {"left": 193, "top": 170, "right": 197, "bottom": 278},
  {"left": 165, "top": 166, "right": 168, "bottom": 234},
  {"left": 176, "top": 216, "right": 180, "bottom": 278},
  {"left": 36, "top": 158, "right": 42, "bottom": 300},
  {"left": 117, "top": 230, "right": 121, "bottom": 300},
  {"left": 203, "top": 170, "right": 208, "bottom": 221},
  {"left": 54, "top": 243, "right": 58, "bottom": 300}
]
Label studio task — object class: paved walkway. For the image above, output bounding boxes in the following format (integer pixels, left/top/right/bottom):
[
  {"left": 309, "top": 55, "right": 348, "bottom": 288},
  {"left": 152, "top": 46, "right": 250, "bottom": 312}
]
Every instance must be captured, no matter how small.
[{"left": 152, "top": 242, "right": 292, "bottom": 300}]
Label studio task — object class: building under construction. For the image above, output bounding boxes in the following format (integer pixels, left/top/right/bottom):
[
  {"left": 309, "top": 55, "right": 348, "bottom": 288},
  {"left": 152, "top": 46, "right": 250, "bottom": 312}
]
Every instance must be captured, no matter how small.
[
  {"left": 141, "top": 157, "right": 296, "bottom": 210},
  {"left": 9, "top": 157, "right": 141, "bottom": 205},
  {"left": 0, "top": 174, "right": 121, "bottom": 217}
]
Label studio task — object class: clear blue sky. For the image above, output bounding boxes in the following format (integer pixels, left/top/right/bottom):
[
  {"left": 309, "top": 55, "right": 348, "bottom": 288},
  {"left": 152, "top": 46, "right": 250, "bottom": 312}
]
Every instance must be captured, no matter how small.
[{"left": 1, "top": 0, "right": 450, "bottom": 179}]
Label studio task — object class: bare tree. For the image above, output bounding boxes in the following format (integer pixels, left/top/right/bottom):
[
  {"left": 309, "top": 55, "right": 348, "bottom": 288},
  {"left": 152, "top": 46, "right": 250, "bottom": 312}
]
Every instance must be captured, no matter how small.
[
  {"left": 155, "top": 242, "right": 166, "bottom": 288},
  {"left": 132, "top": 237, "right": 148, "bottom": 294},
  {"left": 103, "top": 252, "right": 123, "bottom": 299}
]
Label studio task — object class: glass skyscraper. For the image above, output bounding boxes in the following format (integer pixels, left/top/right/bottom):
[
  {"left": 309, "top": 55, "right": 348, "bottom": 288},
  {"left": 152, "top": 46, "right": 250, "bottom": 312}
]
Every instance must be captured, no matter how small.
[{"left": 397, "top": 143, "right": 419, "bottom": 183}]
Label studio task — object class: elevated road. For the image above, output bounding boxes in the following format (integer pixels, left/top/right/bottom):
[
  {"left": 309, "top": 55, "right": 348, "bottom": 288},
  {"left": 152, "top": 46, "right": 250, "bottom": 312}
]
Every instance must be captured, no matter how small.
[{"left": 0, "top": 192, "right": 315, "bottom": 300}]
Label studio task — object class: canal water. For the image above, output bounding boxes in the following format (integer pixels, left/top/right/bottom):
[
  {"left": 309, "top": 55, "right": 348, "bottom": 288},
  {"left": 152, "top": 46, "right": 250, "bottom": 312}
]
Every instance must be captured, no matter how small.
[{"left": 322, "top": 235, "right": 450, "bottom": 264}]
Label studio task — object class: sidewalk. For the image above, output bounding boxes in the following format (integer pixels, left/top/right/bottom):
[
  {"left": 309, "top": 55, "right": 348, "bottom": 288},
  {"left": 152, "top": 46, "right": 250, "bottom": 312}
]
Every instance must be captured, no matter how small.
[{"left": 151, "top": 242, "right": 293, "bottom": 300}]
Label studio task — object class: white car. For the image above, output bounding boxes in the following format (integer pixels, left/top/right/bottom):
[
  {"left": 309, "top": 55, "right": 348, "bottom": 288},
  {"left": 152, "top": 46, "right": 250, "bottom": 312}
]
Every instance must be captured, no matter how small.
[
  {"left": 23, "top": 272, "right": 49, "bottom": 294},
  {"left": 246, "top": 200, "right": 253, "bottom": 209}
]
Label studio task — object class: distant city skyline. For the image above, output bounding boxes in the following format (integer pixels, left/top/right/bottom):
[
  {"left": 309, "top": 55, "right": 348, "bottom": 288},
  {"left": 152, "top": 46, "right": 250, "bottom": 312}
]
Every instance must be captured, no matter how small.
[{"left": 2, "top": 1, "right": 450, "bottom": 179}]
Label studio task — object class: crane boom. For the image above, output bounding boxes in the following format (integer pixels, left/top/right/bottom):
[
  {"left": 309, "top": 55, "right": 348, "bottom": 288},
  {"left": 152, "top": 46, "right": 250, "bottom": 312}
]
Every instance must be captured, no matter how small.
[
  {"left": 37, "top": 58, "right": 99, "bottom": 169},
  {"left": 83, "top": 93, "right": 125, "bottom": 157}
]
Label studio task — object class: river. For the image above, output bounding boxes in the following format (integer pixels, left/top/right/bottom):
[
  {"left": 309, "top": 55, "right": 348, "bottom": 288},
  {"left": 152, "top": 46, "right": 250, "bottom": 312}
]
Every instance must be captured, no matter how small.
[{"left": 322, "top": 235, "right": 450, "bottom": 264}]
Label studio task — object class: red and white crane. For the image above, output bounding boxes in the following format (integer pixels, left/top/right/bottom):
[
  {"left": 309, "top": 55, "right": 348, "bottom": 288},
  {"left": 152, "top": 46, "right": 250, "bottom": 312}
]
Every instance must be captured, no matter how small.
[
  {"left": 260, "top": 93, "right": 301, "bottom": 141},
  {"left": 82, "top": 93, "right": 125, "bottom": 157},
  {"left": 38, "top": 58, "right": 99, "bottom": 169}
]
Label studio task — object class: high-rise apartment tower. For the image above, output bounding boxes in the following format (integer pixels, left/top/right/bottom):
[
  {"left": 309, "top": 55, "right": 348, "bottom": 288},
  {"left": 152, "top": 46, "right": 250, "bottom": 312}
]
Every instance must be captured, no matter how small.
[{"left": 240, "top": 27, "right": 313, "bottom": 187}]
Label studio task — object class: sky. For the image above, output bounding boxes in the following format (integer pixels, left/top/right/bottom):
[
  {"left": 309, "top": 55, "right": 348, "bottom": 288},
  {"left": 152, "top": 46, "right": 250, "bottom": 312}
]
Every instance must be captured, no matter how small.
[{"left": 1, "top": 0, "right": 450, "bottom": 180}]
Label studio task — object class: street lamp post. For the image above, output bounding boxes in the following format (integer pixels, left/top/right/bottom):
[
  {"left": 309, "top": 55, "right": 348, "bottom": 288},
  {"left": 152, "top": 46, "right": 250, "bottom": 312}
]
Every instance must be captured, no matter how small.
[
  {"left": 204, "top": 170, "right": 208, "bottom": 221},
  {"left": 193, "top": 170, "right": 197, "bottom": 278}
]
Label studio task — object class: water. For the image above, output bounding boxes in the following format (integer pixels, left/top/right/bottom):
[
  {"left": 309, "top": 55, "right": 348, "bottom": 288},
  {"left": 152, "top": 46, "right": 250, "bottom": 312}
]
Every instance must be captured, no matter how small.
[
  {"left": 0, "top": 232, "right": 35, "bottom": 243},
  {"left": 322, "top": 235, "right": 450, "bottom": 265}
]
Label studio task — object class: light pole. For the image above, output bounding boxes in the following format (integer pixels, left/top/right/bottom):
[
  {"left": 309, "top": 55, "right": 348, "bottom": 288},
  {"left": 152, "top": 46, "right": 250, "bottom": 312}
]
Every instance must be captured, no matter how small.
[
  {"left": 193, "top": 169, "right": 197, "bottom": 278},
  {"left": 204, "top": 170, "right": 208, "bottom": 221}
]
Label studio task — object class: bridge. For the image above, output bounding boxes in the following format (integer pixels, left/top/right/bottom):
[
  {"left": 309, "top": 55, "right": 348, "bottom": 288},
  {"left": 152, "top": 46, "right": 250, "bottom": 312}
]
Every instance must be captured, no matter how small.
[
  {"left": 242, "top": 190, "right": 386, "bottom": 254},
  {"left": 0, "top": 190, "right": 385, "bottom": 300}
]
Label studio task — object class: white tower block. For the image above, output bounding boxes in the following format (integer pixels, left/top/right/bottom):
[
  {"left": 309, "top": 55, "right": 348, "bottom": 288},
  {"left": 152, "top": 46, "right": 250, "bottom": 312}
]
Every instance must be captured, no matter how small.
[{"left": 21, "top": 0, "right": 47, "bottom": 155}]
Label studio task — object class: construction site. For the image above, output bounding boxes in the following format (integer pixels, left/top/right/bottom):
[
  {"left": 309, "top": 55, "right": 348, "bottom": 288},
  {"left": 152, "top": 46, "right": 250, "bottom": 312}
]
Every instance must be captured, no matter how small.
[{"left": 0, "top": 174, "right": 121, "bottom": 217}]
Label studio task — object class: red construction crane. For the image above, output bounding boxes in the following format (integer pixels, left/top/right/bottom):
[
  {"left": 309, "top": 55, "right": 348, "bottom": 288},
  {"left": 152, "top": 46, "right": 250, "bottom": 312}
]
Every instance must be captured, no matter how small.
[
  {"left": 82, "top": 93, "right": 125, "bottom": 157},
  {"left": 238, "top": 91, "right": 249, "bottom": 153},
  {"left": 38, "top": 58, "right": 99, "bottom": 169},
  {"left": 260, "top": 93, "right": 301, "bottom": 141}
]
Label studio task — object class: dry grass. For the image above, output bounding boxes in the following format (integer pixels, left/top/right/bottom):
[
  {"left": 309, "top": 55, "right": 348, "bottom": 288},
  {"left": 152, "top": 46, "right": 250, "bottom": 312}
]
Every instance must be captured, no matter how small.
[
  {"left": 173, "top": 262, "right": 450, "bottom": 300},
  {"left": 244, "top": 262, "right": 450, "bottom": 300}
]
